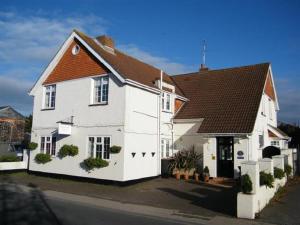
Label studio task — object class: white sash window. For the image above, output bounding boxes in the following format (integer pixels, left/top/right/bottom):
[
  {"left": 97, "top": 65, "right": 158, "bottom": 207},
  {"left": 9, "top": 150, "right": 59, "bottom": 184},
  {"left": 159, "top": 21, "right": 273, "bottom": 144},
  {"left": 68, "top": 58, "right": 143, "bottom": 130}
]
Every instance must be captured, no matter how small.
[
  {"left": 44, "top": 85, "right": 56, "bottom": 109},
  {"left": 88, "top": 136, "right": 110, "bottom": 159},
  {"left": 93, "top": 76, "right": 109, "bottom": 104}
]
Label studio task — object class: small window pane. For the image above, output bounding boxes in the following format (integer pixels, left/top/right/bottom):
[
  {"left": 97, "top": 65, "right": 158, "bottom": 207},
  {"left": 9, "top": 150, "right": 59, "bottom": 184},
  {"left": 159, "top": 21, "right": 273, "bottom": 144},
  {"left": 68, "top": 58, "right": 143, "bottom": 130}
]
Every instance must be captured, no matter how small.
[
  {"left": 103, "top": 137, "right": 110, "bottom": 159},
  {"left": 51, "top": 137, "right": 56, "bottom": 155},
  {"left": 96, "top": 144, "right": 102, "bottom": 158},
  {"left": 41, "top": 137, "right": 45, "bottom": 153}
]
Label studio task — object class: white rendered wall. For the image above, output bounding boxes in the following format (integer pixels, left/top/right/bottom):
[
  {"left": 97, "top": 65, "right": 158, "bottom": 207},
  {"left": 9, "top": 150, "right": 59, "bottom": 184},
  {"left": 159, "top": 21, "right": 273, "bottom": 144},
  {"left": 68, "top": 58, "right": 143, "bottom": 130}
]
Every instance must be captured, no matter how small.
[
  {"left": 251, "top": 93, "right": 278, "bottom": 160},
  {"left": 30, "top": 74, "right": 126, "bottom": 181},
  {"left": 173, "top": 119, "right": 205, "bottom": 154},
  {"left": 122, "top": 85, "right": 175, "bottom": 181}
]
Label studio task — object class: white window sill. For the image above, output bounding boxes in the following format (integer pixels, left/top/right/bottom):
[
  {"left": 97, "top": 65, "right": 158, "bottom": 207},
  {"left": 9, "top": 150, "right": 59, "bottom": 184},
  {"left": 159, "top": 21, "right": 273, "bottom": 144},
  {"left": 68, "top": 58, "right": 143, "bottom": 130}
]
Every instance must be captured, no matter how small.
[
  {"left": 89, "top": 102, "right": 108, "bottom": 106},
  {"left": 41, "top": 107, "right": 55, "bottom": 111},
  {"left": 162, "top": 110, "right": 172, "bottom": 114}
]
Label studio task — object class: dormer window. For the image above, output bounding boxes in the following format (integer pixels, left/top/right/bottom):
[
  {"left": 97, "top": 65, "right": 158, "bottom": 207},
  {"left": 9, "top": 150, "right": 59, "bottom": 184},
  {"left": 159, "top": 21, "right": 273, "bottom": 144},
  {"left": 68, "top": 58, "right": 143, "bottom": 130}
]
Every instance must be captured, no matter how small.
[
  {"left": 44, "top": 85, "right": 56, "bottom": 109},
  {"left": 93, "top": 76, "right": 109, "bottom": 104},
  {"left": 162, "top": 93, "right": 171, "bottom": 112}
]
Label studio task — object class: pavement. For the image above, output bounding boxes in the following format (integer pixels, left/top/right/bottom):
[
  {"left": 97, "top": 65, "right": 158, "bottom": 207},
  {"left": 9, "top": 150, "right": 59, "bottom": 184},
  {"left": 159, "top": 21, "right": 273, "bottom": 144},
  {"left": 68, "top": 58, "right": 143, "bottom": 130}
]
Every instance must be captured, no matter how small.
[
  {"left": 1, "top": 172, "right": 238, "bottom": 218},
  {"left": 1, "top": 172, "right": 300, "bottom": 225},
  {"left": 0, "top": 180, "right": 270, "bottom": 225},
  {"left": 257, "top": 177, "right": 300, "bottom": 225}
]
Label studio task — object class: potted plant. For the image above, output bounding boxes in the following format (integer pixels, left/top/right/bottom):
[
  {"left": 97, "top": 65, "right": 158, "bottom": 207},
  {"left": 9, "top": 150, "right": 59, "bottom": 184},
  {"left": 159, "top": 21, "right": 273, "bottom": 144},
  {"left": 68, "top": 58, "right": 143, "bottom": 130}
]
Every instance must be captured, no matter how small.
[
  {"left": 241, "top": 174, "right": 252, "bottom": 194},
  {"left": 58, "top": 145, "right": 79, "bottom": 158},
  {"left": 188, "top": 147, "right": 202, "bottom": 182},
  {"left": 168, "top": 151, "right": 185, "bottom": 180},
  {"left": 203, "top": 166, "right": 210, "bottom": 182},
  {"left": 110, "top": 145, "right": 122, "bottom": 154}
]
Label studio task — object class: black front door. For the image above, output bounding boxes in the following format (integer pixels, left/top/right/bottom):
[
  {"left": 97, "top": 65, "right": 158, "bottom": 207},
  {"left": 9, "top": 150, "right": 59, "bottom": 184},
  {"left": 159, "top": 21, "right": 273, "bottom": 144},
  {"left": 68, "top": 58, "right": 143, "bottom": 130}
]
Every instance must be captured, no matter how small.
[{"left": 217, "top": 137, "right": 234, "bottom": 178}]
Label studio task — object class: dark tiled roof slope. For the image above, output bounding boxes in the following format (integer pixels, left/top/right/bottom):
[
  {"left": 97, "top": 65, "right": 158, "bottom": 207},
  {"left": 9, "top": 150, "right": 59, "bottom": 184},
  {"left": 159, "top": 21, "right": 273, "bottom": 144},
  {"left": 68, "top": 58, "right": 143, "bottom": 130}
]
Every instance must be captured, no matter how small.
[
  {"left": 74, "top": 30, "right": 184, "bottom": 96},
  {"left": 172, "top": 63, "right": 270, "bottom": 133}
]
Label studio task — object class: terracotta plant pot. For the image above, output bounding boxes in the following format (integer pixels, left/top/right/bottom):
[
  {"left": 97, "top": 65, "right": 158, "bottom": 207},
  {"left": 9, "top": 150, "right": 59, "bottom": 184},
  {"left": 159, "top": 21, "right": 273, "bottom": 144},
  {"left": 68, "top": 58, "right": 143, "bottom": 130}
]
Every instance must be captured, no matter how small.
[
  {"left": 184, "top": 171, "right": 189, "bottom": 180},
  {"left": 175, "top": 171, "right": 180, "bottom": 180},
  {"left": 204, "top": 175, "right": 209, "bottom": 182},
  {"left": 194, "top": 173, "right": 199, "bottom": 182}
]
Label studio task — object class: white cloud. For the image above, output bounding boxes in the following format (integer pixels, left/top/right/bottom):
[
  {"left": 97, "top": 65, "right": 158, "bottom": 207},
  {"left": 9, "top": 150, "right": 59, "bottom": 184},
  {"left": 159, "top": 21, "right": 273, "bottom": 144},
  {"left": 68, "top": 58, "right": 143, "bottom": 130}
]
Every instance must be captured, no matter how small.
[
  {"left": 0, "top": 76, "right": 33, "bottom": 115},
  {"left": 118, "top": 44, "right": 194, "bottom": 75},
  {"left": 0, "top": 12, "right": 107, "bottom": 62}
]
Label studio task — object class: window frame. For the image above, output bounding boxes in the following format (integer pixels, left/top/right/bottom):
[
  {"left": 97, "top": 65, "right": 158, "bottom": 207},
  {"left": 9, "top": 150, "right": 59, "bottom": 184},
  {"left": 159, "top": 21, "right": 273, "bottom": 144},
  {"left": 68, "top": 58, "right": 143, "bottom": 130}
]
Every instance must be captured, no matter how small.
[
  {"left": 269, "top": 98, "right": 273, "bottom": 120},
  {"left": 43, "top": 85, "right": 56, "bottom": 109},
  {"left": 162, "top": 92, "right": 171, "bottom": 112},
  {"left": 91, "top": 76, "right": 109, "bottom": 105},
  {"left": 40, "top": 135, "right": 56, "bottom": 156},
  {"left": 259, "top": 134, "right": 264, "bottom": 148},
  {"left": 271, "top": 140, "right": 280, "bottom": 147},
  {"left": 88, "top": 136, "right": 111, "bottom": 160}
]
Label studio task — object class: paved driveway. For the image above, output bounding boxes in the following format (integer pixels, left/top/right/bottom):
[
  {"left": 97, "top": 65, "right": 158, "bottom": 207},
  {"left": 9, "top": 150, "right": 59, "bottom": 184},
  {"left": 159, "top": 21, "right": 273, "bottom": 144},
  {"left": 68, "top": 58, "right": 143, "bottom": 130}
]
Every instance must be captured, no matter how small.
[{"left": 0, "top": 172, "right": 238, "bottom": 219}]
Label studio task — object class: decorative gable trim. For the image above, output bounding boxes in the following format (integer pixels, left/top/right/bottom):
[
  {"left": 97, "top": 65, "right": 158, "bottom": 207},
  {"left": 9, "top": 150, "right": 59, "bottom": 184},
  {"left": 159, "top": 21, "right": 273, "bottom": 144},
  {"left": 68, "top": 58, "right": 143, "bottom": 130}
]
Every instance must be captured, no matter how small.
[{"left": 263, "top": 65, "right": 279, "bottom": 110}]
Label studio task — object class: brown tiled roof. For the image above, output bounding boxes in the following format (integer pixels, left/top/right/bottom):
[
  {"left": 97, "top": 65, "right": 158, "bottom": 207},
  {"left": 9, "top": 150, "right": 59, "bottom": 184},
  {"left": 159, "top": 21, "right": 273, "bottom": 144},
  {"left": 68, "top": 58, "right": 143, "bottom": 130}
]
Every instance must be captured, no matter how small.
[
  {"left": 172, "top": 63, "right": 270, "bottom": 133},
  {"left": 74, "top": 30, "right": 184, "bottom": 96}
]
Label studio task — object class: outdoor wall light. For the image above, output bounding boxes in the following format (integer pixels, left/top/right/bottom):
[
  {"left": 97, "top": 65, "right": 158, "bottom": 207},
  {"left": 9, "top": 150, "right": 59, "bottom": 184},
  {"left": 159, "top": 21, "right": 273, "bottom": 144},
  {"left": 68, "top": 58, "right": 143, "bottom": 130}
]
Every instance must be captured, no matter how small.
[
  {"left": 142, "top": 152, "right": 146, "bottom": 157},
  {"left": 151, "top": 152, "right": 155, "bottom": 157},
  {"left": 131, "top": 152, "right": 136, "bottom": 158}
]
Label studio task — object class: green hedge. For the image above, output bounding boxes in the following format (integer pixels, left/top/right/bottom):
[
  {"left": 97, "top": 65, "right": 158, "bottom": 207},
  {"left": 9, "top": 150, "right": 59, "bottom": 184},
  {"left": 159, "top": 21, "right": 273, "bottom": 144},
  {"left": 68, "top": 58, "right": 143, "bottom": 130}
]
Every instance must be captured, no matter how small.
[
  {"left": 82, "top": 157, "right": 109, "bottom": 171},
  {"left": 0, "top": 155, "right": 20, "bottom": 162},
  {"left": 35, "top": 153, "right": 52, "bottom": 164},
  {"left": 274, "top": 167, "right": 285, "bottom": 179},
  {"left": 58, "top": 145, "right": 79, "bottom": 158},
  {"left": 28, "top": 142, "right": 38, "bottom": 150},
  {"left": 260, "top": 171, "right": 274, "bottom": 188},
  {"left": 285, "top": 165, "right": 292, "bottom": 177},
  {"left": 241, "top": 174, "right": 252, "bottom": 194},
  {"left": 110, "top": 145, "right": 121, "bottom": 154}
]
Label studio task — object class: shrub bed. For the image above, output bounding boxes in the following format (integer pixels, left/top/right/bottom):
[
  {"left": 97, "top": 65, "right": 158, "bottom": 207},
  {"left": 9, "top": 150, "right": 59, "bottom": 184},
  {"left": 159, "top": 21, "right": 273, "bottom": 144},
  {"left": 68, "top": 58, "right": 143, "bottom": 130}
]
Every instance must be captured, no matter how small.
[
  {"left": 260, "top": 171, "right": 274, "bottom": 188},
  {"left": 28, "top": 142, "right": 38, "bottom": 150},
  {"left": 110, "top": 145, "right": 122, "bottom": 154},
  {"left": 82, "top": 157, "right": 109, "bottom": 171},
  {"left": 35, "top": 153, "right": 52, "bottom": 164},
  {"left": 284, "top": 165, "right": 292, "bottom": 177},
  {"left": 274, "top": 167, "right": 285, "bottom": 179},
  {"left": 0, "top": 155, "right": 20, "bottom": 162},
  {"left": 58, "top": 145, "right": 79, "bottom": 158},
  {"left": 241, "top": 174, "right": 252, "bottom": 194}
]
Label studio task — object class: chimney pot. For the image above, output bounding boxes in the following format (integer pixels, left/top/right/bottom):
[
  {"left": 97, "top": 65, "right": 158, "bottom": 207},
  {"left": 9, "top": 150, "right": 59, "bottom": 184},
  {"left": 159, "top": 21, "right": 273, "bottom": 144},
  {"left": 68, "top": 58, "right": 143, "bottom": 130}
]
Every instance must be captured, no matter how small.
[
  {"left": 96, "top": 35, "right": 114, "bottom": 49},
  {"left": 199, "top": 64, "right": 209, "bottom": 72}
]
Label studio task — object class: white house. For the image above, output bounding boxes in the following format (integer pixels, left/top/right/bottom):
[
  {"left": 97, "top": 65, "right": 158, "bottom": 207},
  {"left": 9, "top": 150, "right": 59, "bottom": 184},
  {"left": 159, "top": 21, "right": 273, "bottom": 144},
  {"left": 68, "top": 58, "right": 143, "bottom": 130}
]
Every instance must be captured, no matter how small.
[{"left": 29, "top": 29, "right": 289, "bottom": 181}]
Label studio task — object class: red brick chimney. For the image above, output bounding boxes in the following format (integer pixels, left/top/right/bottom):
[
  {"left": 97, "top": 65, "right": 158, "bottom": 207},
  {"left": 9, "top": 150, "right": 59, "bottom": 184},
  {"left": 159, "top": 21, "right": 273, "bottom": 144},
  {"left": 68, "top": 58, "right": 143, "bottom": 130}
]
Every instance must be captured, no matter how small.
[{"left": 96, "top": 35, "right": 114, "bottom": 49}]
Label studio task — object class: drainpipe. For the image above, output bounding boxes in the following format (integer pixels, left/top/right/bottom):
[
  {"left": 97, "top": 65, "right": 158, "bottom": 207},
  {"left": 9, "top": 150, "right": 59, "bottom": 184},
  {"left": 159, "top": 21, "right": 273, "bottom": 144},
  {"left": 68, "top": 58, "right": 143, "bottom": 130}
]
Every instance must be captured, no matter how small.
[
  {"left": 157, "top": 70, "right": 163, "bottom": 175},
  {"left": 246, "top": 134, "right": 250, "bottom": 161}
]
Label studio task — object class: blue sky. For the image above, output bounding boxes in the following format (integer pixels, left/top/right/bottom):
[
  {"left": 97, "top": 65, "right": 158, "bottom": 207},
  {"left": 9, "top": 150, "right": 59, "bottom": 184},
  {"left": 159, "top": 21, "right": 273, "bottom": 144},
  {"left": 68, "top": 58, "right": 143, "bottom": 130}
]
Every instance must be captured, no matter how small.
[{"left": 0, "top": 0, "right": 299, "bottom": 124}]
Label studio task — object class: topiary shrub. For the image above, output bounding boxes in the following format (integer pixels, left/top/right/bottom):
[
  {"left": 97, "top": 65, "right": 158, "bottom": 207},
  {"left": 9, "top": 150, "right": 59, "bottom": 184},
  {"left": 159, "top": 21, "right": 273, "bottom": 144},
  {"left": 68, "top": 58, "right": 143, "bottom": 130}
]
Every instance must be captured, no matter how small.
[
  {"left": 284, "top": 165, "right": 292, "bottom": 177},
  {"left": 35, "top": 153, "right": 52, "bottom": 164},
  {"left": 274, "top": 167, "right": 285, "bottom": 179},
  {"left": 82, "top": 157, "right": 109, "bottom": 171},
  {"left": 241, "top": 174, "right": 252, "bottom": 194},
  {"left": 110, "top": 145, "right": 122, "bottom": 154},
  {"left": 260, "top": 171, "right": 274, "bottom": 188},
  {"left": 0, "top": 155, "right": 20, "bottom": 162},
  {"left": 58, "top": 145, "right": 79, "bottom": 158},
  {"left": 28, "top": 142, "right": 38, "bottom": 150}
]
